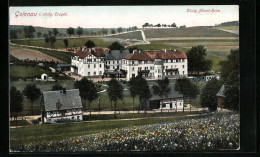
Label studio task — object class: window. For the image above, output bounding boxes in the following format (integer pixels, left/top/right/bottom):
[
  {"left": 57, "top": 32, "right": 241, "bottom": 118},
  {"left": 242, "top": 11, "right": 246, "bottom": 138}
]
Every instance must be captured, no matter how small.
[
  {"left": 139, "top": 61, "right": 142, "bottom": 64},
  {"left": 171, "top": 59, "right": 173, "bottom": 62},
  {"left": 150, "top": 66, "right": 152, "bottom": 70},
  {"left": 100, "top": 64, "right": 102, "bottom": 68},
  {"left": 132, "top": 67, "right": 135, "bottom": 71},
  {"left": 183, "top": 71, "right": 184, "bottom": 74},
  {"left": 113, "top": 61, "right": 115, "bottom": 64},
  {"left": 109, "top": 61, "right": 110, "bottom": 64},
  {"left": 99, "top": 71, "right": 102, "bottom": 75},
  {"left": 94, "top": 72, "right": 96, "bottom": 75},
  {"left": 94, "top": 59, "right": 96, "bottom": 62},
  {"left": 117, "top": 61, "right": 119, "bottom": 64},
  {"left": 183, "top": 65, "right": 185, "bottom": 69},
  {"left": 132, "top": 61, "right": 135, "bottom": 65},
  {"left": 166, "top": 66, "right": 168, "bottom": 69},
  {"left": 77, "top": 116, "right": 79, "bottom": 120},
  {"left": 94, "top": 64, "right": 96, "bottom": 68},
  {"left": 88, "top": 72, "right": 90, "bottom": 75},
  {"left": 158, "top": 69, "right": 161, "bottom": 73},
  {"left": 88, "top": 64, "right": 90, "bottom": 68}
]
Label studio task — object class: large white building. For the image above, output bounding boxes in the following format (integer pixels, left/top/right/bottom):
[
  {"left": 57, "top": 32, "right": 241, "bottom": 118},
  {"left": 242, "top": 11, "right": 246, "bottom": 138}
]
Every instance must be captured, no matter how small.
[
  {"left": 71, "top": 48, "right": 105, "bottom": 77},
  {"left": 122, "top": 49, "right": 188, "bottom": 79},
  {"left": 71, "top": 48, "right": 188, "bottom": 79}
]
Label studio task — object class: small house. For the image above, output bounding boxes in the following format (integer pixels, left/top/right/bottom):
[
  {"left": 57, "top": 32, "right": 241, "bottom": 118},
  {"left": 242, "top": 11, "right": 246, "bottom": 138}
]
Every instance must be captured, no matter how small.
[
  {"left": 201, "top": 73, "right": 220, "bottom": 82},
  {"left": 149, "top": 84, "right": 184, "bottom": 110},
  {"left": 41, "top": 89, "right": 83, "bottom": 123}
]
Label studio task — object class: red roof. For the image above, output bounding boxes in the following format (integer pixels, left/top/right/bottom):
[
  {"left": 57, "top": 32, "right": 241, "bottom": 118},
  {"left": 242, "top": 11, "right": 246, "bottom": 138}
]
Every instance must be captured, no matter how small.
[
  {"left": 73, "top": 48, "right": 105, "bottom": 59},
  {"left": 123, "top": 50, "right": 187, "bottom": 60}
]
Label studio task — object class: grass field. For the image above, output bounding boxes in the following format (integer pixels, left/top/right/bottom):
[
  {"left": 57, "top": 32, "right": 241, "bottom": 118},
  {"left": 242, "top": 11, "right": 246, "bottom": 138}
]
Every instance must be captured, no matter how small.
[
  {"left": 205, "top": 54, "right": 224, "bottom": 72},
  {"left": 213, "top": 26, "right": 239, "bottom": 30},
  {"left": 107, "top": 31, "right": 143, "bottom": 40},
  {"left": 10, "top": 112, "right": 212, "bottom": 147},
  {"left": 144, "top": 27, "right": 239, "bottom": 38},
  {"left": 10, "top": 65, "right": 54, "bottom": 79},
  {"left": 13, "top": 38, "right": 121, "bottom": 49}
]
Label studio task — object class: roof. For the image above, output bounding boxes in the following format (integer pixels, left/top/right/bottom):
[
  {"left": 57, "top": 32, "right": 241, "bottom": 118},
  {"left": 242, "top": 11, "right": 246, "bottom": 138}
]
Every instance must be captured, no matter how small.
[
  {"left": 103, "top": 50, "right": 130, "bottom": 60},
  {"left": 123, "top": 49, "right": 187, "bottom": 61},
  {"left": 216, "top": 85, "right": 226, "bottom": 97},
  {"left": 72, "top": 48, "right": 105, "bottom": 59},
  {"left": 149, "top": 83, "right": 183, "bottom": 101},
  {"left": 42, "top": 89, "right": 83, "bottom": 111}
]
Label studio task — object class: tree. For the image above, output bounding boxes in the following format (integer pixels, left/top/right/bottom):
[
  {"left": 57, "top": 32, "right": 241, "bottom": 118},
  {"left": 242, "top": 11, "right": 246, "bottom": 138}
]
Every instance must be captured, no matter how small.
[
  {"left": 132, "top": 26, "right": 138, "bottom": 31},
  {"left": 135, "top": 77, "right": 151, "bottom": 112},
  {"left": 10, "top": 86, "right": 23, "bottom": 122},
  {"left": 48, "top": 30, "right": 52, "bottom": 36},
  {"left": 129, "top": 77, "right": 138, "bottom": 113},
  {"left": 63, "top": 39, "right": 69, "bottom": 51},
  {"left": 107, "top": 79, "right": 123, "bottom": 116},
  {"left": 76, "top": 26, "right": 84, "bottom": 37},
  {"left": 52, "top": 84, "right": 63, "bottom": 91},
  {"left": 128, "top": 46, "right": 139, "bottom": 53},
  {"left": 85, "top": 40, "right": 95, "bottom": 48},
  {"left": 23, "top": 25, "right": 35, "bottom": 45},
  {"left": 111, "top": 29, "right": 116, "bottom": 34},
  {"left": 108, "top": 41, "right": 124, "bottom": 50},
  {"left": 74, "top": 78, "right": 98, "bottom": 114},
  {"left": 44, "top": 36, "right": 50, "bottom": 48},
  {"left": 117, "top": 27, "right": 123, "bottom": 33},
  {"left": 66, "top": 27, "right": 75, "bottom": 38},
  {"left": 220, "top": 49, "right": 239, "bottom": 110},
  {"left": 200, "top": 78, "right": 222, "bottom": 111},
  {"left": 37, "top": 31, "right": 42, "bottom": 38},
  {"left": 52, "top": 28, "right": 59, "bottom": 37},
  {"left": 171, "top": 23, "right": 177, "bottom": 27},
  {"left": 49, "top": 36, "right": 56, "bottom": 49},
  {"left": 10, "top": 30, "right": 18, "bottom": 39},
  {"left": 175, "top": 78, "right": 199, "bottom": 112},
  {"left": 23, "top": 84, "right": 41, "bottom": 115},
  {"left": 186, "top": 45, "right": 212, "bottom": 75},
  {"left": 152, "top": 77, "right": 171, "bottom": 112},
  {"left": 101, "top": 28, "right": 108, "bottom": 35},
  {"left": 180, "top": 25, "right": 186, "bottom": 28}
]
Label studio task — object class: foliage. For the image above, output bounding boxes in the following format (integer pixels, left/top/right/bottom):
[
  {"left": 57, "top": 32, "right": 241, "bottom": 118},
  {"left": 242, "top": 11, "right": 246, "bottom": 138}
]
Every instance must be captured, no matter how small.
[
  {"left": 107, "top": 79, "right": 123, "bottom": 114},
  {"left": 49, "top": 36, "right": 56, "bottom": 49},
  {"left": 117, "top": 27, "right": 123, "bottom": 33},
  {"left": 23, "top": 25, "right": 35, "bottom": 39},
  {"left": 10, "top": 30, "right": 18, "bottom": 39},
  {"left": 66, "top": 27, "right": 75, "bottom": 37},
  {"left": 128, "top": 77, "right": 138, "bottom": 111},
  {"left": 108, "top": 41, "right": 124, "bottom": 50},
  {"left": 85, "top": 40, "right": 96, "bottom": 48},
  {"left": 111, "top": 29, "right": 116, "bottom": 34},
  {"left": 76, "top": 26, "right": 84, "bottom": 37},
  {"left": 23, "top": 84, "right": 41, "bottom": 115},
  {"left": 74, "top": 78, "right": 98, "bottom": 109},
  {"left": 220, "top": 49, "right": 239, "bottom": 111},
  {"left": 175, "top": 78, "right": 199, "bottom": 111},
  {"left": 152, "top": 77, "right": 171, "bottom": 99},
  {"left": 37, "top": 32, "right": 42, "bottom": 38},
  {"left": 10, "top": 86, "right": 24, "bottom": 121},
  {"left": 134, "top": 77, "right": 151, "bottom": 110},
  {"left": 171, "top": 23, "right": 177, "bottom": 27},
  {"left": 52, "top": 84, "right": 63, "bottom": 91},
  {"left": 52, "top": 28, "right": 59, "bottom": 37},
  {"left": 63, "top": 39, "right": 68, "bottom": 51},
  {"left": 200, "top": 78, "right": 222, "bottom": 111},
  {"left": 187, "top": 45, "right": 212, "bottom": 75}
]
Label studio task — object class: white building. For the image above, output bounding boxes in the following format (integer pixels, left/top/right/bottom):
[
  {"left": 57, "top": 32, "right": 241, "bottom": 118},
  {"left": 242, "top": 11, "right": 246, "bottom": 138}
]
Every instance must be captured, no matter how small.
[
  {"left": 122, "top": 49, "right": 188, "bottom": 79},
  {"left": 41, "top": 89, "right": 83, "bottom": 123},
  {"left": 71, "top": 48, "right": 105, "bottom": 77}
]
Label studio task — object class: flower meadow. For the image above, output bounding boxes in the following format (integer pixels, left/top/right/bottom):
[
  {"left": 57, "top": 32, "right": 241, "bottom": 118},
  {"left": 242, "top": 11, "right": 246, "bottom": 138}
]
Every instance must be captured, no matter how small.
[{"left": 11, "top": 113, "right": 239, "bottom": 152}]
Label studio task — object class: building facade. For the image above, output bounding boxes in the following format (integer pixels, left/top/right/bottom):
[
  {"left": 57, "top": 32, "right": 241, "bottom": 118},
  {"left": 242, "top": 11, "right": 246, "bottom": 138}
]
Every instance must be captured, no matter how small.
[
  {"left": 41, "top": 89, "right": 83, "bottom": 123},
  {"left": 71, "top": 48, "right": 105, "bottom": 77},
  {"left": 122, "top": 49, "right": 188, "bottom": 79}
]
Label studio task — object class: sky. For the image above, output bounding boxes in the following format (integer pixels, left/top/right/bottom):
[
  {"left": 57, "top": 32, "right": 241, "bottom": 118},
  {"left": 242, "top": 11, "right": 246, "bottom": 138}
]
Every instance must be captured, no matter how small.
[{"left": 9, "top": 5, "right": 239, "bottom": 28}]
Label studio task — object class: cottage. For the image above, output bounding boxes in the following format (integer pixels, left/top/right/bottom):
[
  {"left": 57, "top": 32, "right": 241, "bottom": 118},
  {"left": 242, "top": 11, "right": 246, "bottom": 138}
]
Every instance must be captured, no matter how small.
[
  {"left": 216, "top": 84, "right": 226, "bottom": 109},
  {"left": 41, "top": 89, "right": 83, "bottom": 123},
  {"left": 201, "top": 73, "right": 220, "bottom": 82},
  {"left": 149, "top": 84, "right": 184, "bottom": 110}
]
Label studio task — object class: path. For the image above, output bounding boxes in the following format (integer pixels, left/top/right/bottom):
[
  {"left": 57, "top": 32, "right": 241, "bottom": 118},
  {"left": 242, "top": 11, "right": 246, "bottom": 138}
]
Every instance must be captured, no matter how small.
[
  {"left": 216, "top": 29, "right": 239, "bottom": 35},
  {"left": 146, "top": 37, "right": 239, "bottom": 41}
]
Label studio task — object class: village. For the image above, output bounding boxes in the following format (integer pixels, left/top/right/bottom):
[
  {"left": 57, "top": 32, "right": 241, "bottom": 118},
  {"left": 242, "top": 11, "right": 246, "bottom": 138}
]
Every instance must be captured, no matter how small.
[{"left": 9, "top": 6, "right": 240, "bottom": 152}]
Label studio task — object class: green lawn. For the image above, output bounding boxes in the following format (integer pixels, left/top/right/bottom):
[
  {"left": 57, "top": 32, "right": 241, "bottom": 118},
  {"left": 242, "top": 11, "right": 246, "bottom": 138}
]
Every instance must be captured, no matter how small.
[
  {"left": 214, "top": 26, "right": 239, "bottom": 30},
  {"left": 205, "top": 54, "right": 224, "bottom": 72},
  {"left": 13, "top": 38, "right": 118, "bottom": 49},
  {"left": 10, "top": 120, "right": 31, "bottom": 126},
  {"left": 144, "top": 27, "right": 238, "bottom": 38},
  {"left": 10, "top": 112, "right": 212, "bottom": 147},
  {"left": 10, "top": 65, "right": 54, "bottom": 79},
  {"left": 107, "top": 31, "right": 143, "bottom": 40}
]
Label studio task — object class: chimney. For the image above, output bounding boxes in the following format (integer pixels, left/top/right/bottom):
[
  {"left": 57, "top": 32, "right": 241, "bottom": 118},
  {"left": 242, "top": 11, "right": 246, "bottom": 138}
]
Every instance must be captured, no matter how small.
[
  {"left": 174, "top": 49, "right": 176, "bottom": 52},
  {"left": 164, "top": 49, "right": 167, "bottom": 53},
  {"left": 139, "top": 50, "right": 141, "bottom": 53}
]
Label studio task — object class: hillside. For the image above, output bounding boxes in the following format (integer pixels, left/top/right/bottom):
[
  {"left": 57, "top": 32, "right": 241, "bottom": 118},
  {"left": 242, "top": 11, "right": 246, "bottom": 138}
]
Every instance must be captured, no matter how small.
[
  {"left": 144, "top": 27, "right": 238, "bottom": 38},
  {"left": 106, "top": 31, "right": 143, "bottom": 40}
]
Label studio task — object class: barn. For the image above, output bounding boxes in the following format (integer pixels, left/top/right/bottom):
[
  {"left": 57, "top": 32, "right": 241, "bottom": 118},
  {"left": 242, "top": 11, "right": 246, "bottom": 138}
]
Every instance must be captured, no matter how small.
[{"left": 41, "top": 89, "right": 83, "bottom": 123}]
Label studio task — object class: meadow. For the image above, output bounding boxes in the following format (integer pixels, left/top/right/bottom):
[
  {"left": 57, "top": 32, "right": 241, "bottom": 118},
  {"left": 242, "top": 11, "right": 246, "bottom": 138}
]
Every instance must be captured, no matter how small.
[
  {"left": 213, "top": 26, "right": 239, "bottom": 31},
  {"left": 10, "top": 113, "right": 239, "bottom": 152},
  {"left": 144, "top": 27, "right": 239, "bottom": 38},
  {"left": 107, "top": 31, "right": 143, "bottom": 40}
]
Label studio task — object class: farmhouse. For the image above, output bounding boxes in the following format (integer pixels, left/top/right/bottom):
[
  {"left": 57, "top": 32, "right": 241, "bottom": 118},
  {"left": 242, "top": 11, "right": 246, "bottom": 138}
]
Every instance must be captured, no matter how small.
[
  {"left": 122, "top": 49, "right": 188, "bottom": 79},
  {"left": 41, "top": 89, "right": 83, "bottom": 123},
  {"left": 149, "top": 84, "right": 184, "bottom": 110},
  {"left": 71, "top": 48, "right": 105, "bottom": 76},
  {"left": 216, "top": 84, "right": 226, "bottom": 109}
]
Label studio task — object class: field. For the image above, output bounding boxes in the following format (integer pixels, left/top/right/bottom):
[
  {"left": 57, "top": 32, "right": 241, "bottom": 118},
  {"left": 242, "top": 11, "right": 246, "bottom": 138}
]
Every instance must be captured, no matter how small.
[
  {"left": 10, "top": 113, "right": 239, "bottom": 152},
  {"left": 12, "top": 38, "right": 125, "bottom": 49},
  {"left": 106, "top": 31, "right": 143, "bottom": 40},
  {"left": 144, "top": 27, "right": 239, "bottom": 38},
  {"left": 10, "top": 45, "right": 62, "bottom": 62},
  {"left": 213, "top": 26, "right": 239, "bottom": 31},
  {"left": 10, "top": 65, "right": 54, "bottom": 79}
]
